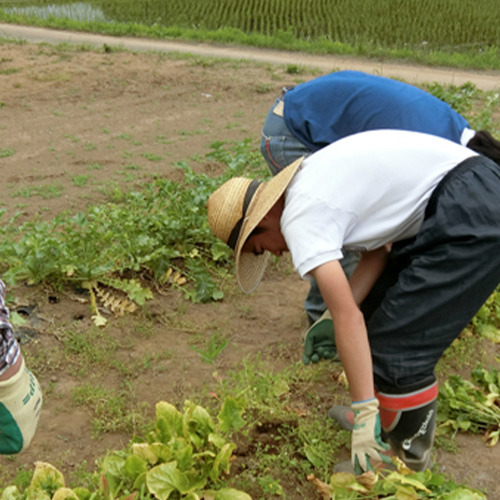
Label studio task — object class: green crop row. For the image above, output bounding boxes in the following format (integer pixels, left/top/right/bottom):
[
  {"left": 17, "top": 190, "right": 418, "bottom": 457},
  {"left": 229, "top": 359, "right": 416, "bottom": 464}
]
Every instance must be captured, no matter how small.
[{"left": 4, "top": 0, "right": 500, "bottom": 52}]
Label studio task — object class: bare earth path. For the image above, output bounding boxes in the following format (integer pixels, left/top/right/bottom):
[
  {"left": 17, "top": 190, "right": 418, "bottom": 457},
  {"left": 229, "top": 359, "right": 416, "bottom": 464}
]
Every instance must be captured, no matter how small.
[{"left": 2, "top": 23, "right": 500, "bottom": 91}]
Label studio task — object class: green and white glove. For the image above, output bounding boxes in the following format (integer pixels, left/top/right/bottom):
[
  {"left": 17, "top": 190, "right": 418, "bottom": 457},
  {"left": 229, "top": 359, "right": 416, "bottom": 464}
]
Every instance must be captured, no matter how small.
[
  {"left": 0, "top": 358, "right": 42, "bottom": 454},
  {"left": 351, "top": 397, "right": 391, "bottom": 474},
  {"left": 302, "top": 310, "right": 338, "bottom": 365}
]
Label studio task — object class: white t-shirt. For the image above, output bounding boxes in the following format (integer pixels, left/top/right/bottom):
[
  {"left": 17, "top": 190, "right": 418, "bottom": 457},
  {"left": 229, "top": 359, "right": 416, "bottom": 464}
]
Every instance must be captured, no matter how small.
[{"left": 281, "top": 129, "right": 477, "bottom": 278}]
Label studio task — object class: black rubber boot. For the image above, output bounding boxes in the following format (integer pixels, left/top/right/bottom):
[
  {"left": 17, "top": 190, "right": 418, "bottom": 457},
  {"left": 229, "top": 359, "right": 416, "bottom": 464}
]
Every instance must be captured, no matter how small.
[{"left": 377, "top": 382, "right": 438, "bottom": 471}]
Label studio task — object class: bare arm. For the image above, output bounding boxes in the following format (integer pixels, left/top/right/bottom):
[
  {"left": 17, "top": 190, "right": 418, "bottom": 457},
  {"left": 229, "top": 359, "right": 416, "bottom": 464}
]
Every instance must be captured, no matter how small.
[
  {"left": 349, "top": 245, "right": 390, "bottom": 306},
  {"left": 311, "top": 261, "right": 374, "bottom": 401}
]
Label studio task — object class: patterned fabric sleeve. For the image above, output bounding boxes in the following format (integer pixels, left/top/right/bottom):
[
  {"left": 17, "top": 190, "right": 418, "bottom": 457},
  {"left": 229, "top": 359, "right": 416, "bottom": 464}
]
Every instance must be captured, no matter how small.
[{"left": 0, "top": 280, "right": 20, "bottom": 376}]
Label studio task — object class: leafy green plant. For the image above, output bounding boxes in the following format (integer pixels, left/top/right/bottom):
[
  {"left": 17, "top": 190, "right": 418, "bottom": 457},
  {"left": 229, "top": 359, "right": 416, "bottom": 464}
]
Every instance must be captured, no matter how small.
[
  {"left": 308, "top": 461, "right": 487, "bottom": 499},
  {"left": 1, "top": 398, "right": 250, "bottom": 500},
  {"left": 470, "top": 289, "right": 500, "bottom": 343},
  {"left": 422, "top": 81, "right": 478, "bottom": 117},
  {"left": 0, "top": 141, "right": 265, "bottom": 307},
  {"left": 438, "top": 365, "right": 500, "bottom": 446}
]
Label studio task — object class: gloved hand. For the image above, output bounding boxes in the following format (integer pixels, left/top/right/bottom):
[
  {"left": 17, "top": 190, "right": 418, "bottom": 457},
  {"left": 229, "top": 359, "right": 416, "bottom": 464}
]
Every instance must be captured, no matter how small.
[
  {"left": 302, "top": 310, "right": 338, "bottom": 364},
  {"left": 351, "top": 397, "right": 392, "bottom": 474},
  {"left": 0, "top": 358, "right": 42, "bottom": 454}
]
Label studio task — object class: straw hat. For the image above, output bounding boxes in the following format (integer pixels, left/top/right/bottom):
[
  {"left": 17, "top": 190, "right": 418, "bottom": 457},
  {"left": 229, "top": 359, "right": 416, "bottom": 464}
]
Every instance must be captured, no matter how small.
[{"left": 208, "top": 157, "right": 303, "bottom": 293}]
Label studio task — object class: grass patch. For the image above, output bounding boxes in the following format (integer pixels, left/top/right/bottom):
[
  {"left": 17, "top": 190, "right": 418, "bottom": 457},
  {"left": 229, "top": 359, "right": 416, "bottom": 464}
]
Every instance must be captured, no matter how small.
[
  {"left": 10, "top": 183, "right": 64, "bottom": 199},
  {"left": 72, "top": 382, "right": 149, "bottom": 438}
]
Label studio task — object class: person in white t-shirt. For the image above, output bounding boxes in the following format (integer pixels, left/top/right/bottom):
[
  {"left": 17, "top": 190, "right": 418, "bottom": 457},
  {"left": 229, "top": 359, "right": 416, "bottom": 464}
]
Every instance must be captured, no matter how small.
[{"left": 207, "top": 129, "right": 500, "bottom": 474}]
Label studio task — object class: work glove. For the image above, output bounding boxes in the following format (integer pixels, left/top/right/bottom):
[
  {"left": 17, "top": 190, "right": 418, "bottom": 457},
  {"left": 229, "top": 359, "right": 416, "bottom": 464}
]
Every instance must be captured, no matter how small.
[
  {"left": 302, "top": 310, "right": 338, "bottom": 365},
  {"left": 351, "top": 397, "right": 392, "bottom": 475},
  {"left": 0, "top": 358, "right": 42, "bottom": 454}
]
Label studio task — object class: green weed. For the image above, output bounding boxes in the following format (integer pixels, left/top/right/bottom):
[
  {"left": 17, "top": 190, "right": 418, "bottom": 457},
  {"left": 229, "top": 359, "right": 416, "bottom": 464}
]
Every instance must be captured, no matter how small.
[
  {"left": 177, "top": 129, "right": 208, "bottom": 136},
  {"left": 423, "top": 81, "right": 479, "bottom": 117},
  {"left": 71, "top": 382, "right": 149, "bottom": 438},
  {"left": 0, "top": 148, "right": 15, "bottom": 158},
  {"left": 190, "top": 331, "right": 229, "bottom": 365},
  {"left": 115, "top": 132, "right": 131, "bottom": 141},
  {"left": 135, "top": 350, "right": 173, "bottom": 372},
  {"left": 255, "top": 82, "right": 274, "bottom": 94},
  {"left": 155, "top": 134, "right": 173, "bottom": 145},
  {"left": 286, "top": 64, "right": 302, "bottom": 75},
  {"left": 0, "top": 466, "right": 32, "bottom": 491},
  {"left": 61, "top": 327, "right": 118, "bottom": 375},
  {"left": 71, "top": 174, "right": 90, "bottom": 187},
  {"left": 64, "top": 133, "right": 79, "bottom": 143},
  {"left": 10, "top": 183, "right": 64, "bottom": 199},
  {"left": 0, "top": 67, "right": 21, "bottom": 75},
  {"left": 117, "top": 170, "right": 136, "bottom": 182},
  {"left": 86, "top": 161, "right": 103, "bottom": 170},
  {"left": 257, "top": 475, "right": 283, "bottom": 496},
  {"left": 141, "top": 152, "right": 162, "bottom": 161},
  {"left": 68, "top": 461, "right": 98, "bottom": 491},
  {"left": 437, "top": 330, "right": 486, "bottom": 375}
]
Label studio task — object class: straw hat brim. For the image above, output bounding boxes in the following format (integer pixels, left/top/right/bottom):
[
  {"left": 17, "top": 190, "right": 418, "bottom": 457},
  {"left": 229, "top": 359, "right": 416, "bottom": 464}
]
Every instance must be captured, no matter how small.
[{"left": 235, "top": 157, "right": 303, "bottom": 293}]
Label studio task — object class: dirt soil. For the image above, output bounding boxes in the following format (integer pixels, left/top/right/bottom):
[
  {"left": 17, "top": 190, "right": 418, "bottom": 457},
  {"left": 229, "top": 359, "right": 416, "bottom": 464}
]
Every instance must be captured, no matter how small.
[{"left": 0, "top": 40, "right": 499, "bottom": 498}]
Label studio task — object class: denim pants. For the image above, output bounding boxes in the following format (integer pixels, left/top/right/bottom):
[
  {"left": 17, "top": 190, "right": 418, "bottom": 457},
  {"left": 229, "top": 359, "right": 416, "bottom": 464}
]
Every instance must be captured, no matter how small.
[
  {"left": 260, "top": 95, "right": 360, "bottom": 322},
  {"left": 260, "top": 96, "right": 310, "bottom": 175}
]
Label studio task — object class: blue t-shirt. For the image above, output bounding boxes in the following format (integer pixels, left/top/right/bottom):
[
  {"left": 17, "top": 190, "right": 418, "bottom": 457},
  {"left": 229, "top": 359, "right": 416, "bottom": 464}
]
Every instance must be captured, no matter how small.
[{"left": 283, "top": 71, "right": 470, "bottom": 152}]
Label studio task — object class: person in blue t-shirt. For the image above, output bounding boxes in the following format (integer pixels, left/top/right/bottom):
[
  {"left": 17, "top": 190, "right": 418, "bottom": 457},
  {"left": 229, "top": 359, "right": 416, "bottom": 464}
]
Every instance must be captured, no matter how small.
[{"left": 260, "top": 70, "right": 500, "bottom": 365}]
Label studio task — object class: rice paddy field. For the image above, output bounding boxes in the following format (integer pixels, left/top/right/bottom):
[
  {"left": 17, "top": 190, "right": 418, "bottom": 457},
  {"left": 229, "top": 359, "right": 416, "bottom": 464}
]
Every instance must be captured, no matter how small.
[{"left": 2, "top": 0, "right": 500, "bottom": 65}]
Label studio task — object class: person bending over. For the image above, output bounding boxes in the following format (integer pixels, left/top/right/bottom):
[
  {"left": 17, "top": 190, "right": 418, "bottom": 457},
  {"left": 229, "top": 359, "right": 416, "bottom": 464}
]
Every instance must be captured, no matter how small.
[
  {"left": 208, "top": 129, "right": 500, "bottom": 473},
  {"left": 260, "top": 69, "right": 500, "bottom": 365}
]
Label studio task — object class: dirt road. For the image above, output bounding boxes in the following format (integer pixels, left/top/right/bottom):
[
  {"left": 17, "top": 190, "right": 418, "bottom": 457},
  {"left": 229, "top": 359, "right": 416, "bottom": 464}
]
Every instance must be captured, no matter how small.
[{"left": 2, "top": 22, "right": 500, "bottom": 91}]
